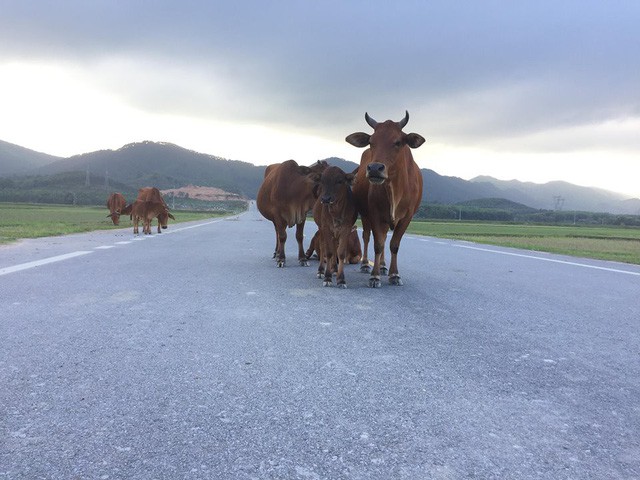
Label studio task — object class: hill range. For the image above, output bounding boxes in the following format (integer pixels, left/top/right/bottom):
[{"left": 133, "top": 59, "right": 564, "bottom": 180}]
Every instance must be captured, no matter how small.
[{"left": 1, "top": 139, "right": 638, "bottom": 215}]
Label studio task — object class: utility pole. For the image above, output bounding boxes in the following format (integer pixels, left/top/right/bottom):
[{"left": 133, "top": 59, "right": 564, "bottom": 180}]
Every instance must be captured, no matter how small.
[{"left": 553, "top": 195, "right": 565, "bottom": 211}]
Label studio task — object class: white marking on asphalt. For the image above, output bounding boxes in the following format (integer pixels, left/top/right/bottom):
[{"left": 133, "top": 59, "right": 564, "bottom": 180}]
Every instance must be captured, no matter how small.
[
  {"left": 163, "top": 218, "right": 225, "bottom": 234},
  {"left": 0, "top": 218, "right": 228, "bottom": 278},
  {"left": 0, "top": 251, "right": 93, "bottom": 276},
  {"left": 453, "top": 244, "right": 640, "bottom": 276}
]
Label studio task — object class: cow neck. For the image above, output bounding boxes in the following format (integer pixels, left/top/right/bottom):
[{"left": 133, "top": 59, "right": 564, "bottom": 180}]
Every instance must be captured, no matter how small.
[{"left": 328, "top": 185, "right": 354, "bottom": 227}]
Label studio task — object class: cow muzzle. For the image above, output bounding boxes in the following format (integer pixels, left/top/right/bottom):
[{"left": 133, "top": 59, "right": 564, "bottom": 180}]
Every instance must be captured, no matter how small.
[
  {"left": 321, "top": 195, "right": 334, "bottom": 205},
  {"left": 366, "top": 163, "right": 387, "bottom": 185}
]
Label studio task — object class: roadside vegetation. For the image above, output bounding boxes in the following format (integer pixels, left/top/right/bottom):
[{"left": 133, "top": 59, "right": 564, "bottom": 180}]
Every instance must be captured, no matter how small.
[
  {"left": 0, "top": 202, "right": 245, "bottom": 245},
  {"left": 406, "top": 220, "right": 640, "bottom": 265}
]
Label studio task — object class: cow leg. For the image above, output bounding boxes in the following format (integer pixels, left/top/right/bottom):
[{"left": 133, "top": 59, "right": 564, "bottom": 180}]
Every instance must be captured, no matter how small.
[
  {"left": 295, "top": 222, "right": 309, "bottom": 266},
  {"left": 379, "top": 249, "right": 388, "bottom": 276},
  {"left": 322, "top": 235, "right": 336, "bottom": 287},
  {"left": 316, "top": 231, "right": 325, "bottom": 279},
  {"left": 275, "top": 221, "right": 287, "bottom": 267},
  {"left": 336, "top": 234, "right": 349, "bottom": 288},
  {"left": 133, "top": 216, "right": 139, "bottom": 235},
  {"left": 387, "top": 217, "right": 411, "bottom": 286},
  {"left": 157, "top": 218, "right": 162, "bottom": 233},
  {"left": 360, "top": 219, "right": 372, "bottom": 273},
  {"left": 272, "top": 226, "right": 279, "bottom": 259},
  {"left": 369, "top": 225, "right": 388, "bottom": 288}
]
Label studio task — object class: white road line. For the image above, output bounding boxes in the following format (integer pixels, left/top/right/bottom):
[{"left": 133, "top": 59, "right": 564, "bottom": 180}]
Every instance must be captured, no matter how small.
[
  {"left": 0, "top": 251, "right": 93, "bottom": 277},
  {"left": 453, "top": 244, "right": 640, "bottom": 276},
  {"left": 0, "top": 218, "right": 228, "bottom": 278},
  {"left": 164, "top": 218, "right": 225, "bottom": 234}
]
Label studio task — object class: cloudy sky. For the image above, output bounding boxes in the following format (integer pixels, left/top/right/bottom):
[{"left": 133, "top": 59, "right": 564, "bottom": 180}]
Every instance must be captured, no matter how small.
[{"left": 1, "top": 1, "right": 639, "bottom": 197}]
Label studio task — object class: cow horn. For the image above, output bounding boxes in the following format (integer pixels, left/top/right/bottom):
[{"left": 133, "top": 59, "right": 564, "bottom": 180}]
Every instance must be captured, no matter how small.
[
  {"left": 397, "top": 110, "right": 409, "bottom": 129},
  {"left": 365, "top": 112, "right": 378, "bottom": 129}
]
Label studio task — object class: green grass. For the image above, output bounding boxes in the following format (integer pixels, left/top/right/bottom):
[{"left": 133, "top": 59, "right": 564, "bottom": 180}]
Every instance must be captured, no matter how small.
[
  {"left": 406, "top": 220, "right": 640, "bottom": 265},
  {"left": 0, "top": 203, "right": 230, "bottom": 245}
]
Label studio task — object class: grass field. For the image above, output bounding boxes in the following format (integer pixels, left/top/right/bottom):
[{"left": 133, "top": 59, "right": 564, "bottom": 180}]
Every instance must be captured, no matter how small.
[
  {"left": 406, "top": 221, "right": 640, "bottom": 265},
  {"left": 0, "top": 203, "right": 230, "bottom": 245},
  {"left": 2, "top": 204, "right": 639, "bottom": 266}
]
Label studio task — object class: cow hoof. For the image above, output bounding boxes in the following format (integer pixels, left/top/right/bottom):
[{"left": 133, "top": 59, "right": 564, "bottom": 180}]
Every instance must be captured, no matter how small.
[
  {"left": 276, "top": 261, "right": 285, "bottom": 268},
  {"left": 323, "top": 280, "right": 332, "bottom": 287},
  {"left": 360, "top": 265, "right": 371, "bottom": 274},
  {"left": 389, "top": 275, "right": 404, "bottom": 286},
  {"left": 316, "top": 271, "right": 323, "bottom": 279},
  {"left": 369, "top": 277, "right": 382, "bottom": 288},
  {"left": 299, "top": 259, "right": 310, "bottom": 267},
  {"left": 380, "top": 266, "right": 388, "bottom": 276},
  {"left": 337, "top": 283, "right": 347, "bottom": 289}
]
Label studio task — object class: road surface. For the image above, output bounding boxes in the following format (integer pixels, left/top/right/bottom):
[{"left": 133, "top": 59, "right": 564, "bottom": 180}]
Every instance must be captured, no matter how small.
[{"left": 1, "top": 204, "right": 639, "bottom": 479}]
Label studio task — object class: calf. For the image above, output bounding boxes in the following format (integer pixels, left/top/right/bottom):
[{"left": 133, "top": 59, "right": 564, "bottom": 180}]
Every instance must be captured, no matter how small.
[
  {"left": 306, "top": 227, "right": 362, "bottom": 265},
  {"left": 314, "top": 166, "right": 358, "bottom": 288},
  {"left": 125, "top": 187, "right": 175, "bottom": 235},
  {"left": 130, "top": 199, "right": 175, "bottom": 235}
]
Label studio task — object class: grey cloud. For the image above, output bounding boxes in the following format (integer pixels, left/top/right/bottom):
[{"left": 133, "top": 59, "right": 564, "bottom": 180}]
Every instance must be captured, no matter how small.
[{"left": 1, "top": 0, "right": 639, "bottom": 148}]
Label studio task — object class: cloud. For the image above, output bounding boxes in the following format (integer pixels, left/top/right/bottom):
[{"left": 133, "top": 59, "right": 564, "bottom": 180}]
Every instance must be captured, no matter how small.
[{"left": 1, "top": 1, "right": 640, "bottom": 196}]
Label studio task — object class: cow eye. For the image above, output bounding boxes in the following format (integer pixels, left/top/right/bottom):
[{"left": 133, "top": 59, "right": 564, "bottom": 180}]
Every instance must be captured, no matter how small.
[{"left": 394, "top": 140, "right": 402, "bottom": 148}]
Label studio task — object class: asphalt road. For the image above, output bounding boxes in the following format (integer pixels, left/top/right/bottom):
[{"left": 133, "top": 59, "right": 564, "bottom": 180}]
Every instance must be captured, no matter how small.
[{"left": 1, "top": 204, "right": 639, "bottom": 479}]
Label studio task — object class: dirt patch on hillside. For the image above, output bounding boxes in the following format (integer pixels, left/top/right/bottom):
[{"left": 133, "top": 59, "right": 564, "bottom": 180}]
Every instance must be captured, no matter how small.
[{"left": 161, "top": 185, "right": 246, "bottom": 202}]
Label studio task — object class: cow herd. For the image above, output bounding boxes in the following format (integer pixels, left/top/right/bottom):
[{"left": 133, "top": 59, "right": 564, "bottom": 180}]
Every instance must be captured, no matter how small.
[
  {"left": 106, "top": 187, "right": 175, "bottom": 235},
  {"left": 257, "top": 111, "right": 425, "bottom": 288},
  {"left": 105, "top": 112, "right": 425, "bottom": 288}
]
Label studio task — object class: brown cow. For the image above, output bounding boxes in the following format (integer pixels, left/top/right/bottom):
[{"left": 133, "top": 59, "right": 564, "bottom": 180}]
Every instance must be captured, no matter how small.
[
  {"left": 346, "top": 111, "right": 425, "bottom": 287},
  {"left": 130, "top": 199, "right": 175, "bottom": 235},
  {"left": 106, "top": 192, "right": 127, "bottom": 225},
  {"left": 256, "top": 160, "right": 327, "bottom": 267},
  {"left": 124, "top": 187, "right": 175, "bottom": 234},
  {"left": 312, "top": 166, "right": 358, "bottom": 287},
  {"left": 305, "top": 227, "right": 362, "bottom": 265}
]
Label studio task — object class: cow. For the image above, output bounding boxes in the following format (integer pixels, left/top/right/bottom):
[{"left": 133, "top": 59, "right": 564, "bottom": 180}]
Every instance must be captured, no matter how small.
[
  {"left": 124, "top": 187, "right": 175, "bottom": 235},
  {"left": 129, "top": 199, "right": 175, "bottom": 235},
  {"left": 256, "top": 160, "right": 327, "bottom": 267},
  {"left": 305, "top": 227, "right": 362, "bottom": 265},
  {"left": 106, "top": 192, "right": 127, "bottom": 225},
  {"left": 346, "top": 111, "right": 425, "bottom": 287},
  {"left": 312, "top": 166, "right": 358, "bottom": 287}
]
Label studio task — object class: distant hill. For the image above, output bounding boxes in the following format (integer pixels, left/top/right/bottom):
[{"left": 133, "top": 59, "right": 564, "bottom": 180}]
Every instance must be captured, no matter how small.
[
  {"left": 1, "top": 139, "right": 638, "bottom": 214},
  {"left": 471, "top": 176, "right": 640, "bottom": 215},
  {"left": 0, "top": 140, "right": 62, "bottom": 175},
  {"left": 36, "top": 141, "right": 266, "bottom": 197}
]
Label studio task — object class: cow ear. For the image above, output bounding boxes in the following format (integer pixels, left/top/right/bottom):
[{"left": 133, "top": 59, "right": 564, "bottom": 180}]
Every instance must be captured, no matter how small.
[
  {"left": 405, "top": 133, "right": 426, "bottom": 149},
  {"left": 345, "top": 173, "right": 356, "bottom": 186},
  {"left": 345, "top": 132, "right": 370, "bottom": 148},
  {"left": 168, "top": 213, "right": 175, "bottom": 220}
]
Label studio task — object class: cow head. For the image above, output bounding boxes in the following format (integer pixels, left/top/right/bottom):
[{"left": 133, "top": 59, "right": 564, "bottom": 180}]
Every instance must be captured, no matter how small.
[
  {"left": 345, "top": 111, "right": 425, "bottom": 185},
  {"left": 299, "top": 161, "right": 327, "bottom": 199},
  {"left": 319, "top": 166, "right": 355, "bottom": 206},
  {"left": 107, "top": 211, "right": 122, "bottom": 225},
  {"left": 158, "top": 209, "right": 176, "bottom": 229}
]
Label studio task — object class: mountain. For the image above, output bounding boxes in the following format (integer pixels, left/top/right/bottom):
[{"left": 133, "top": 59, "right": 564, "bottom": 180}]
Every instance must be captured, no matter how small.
[
  {"left": 2, "top": 139, "right": 638, "bottom": 214},
  {"left": 471, "top": 176, "right": 640, "bottom": 214},
  {"left": 35, "top": 141, "right": 266, "bottom": 197},
  {"left": 0, "top": 140, "right": 62, "bottom": 175}
]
